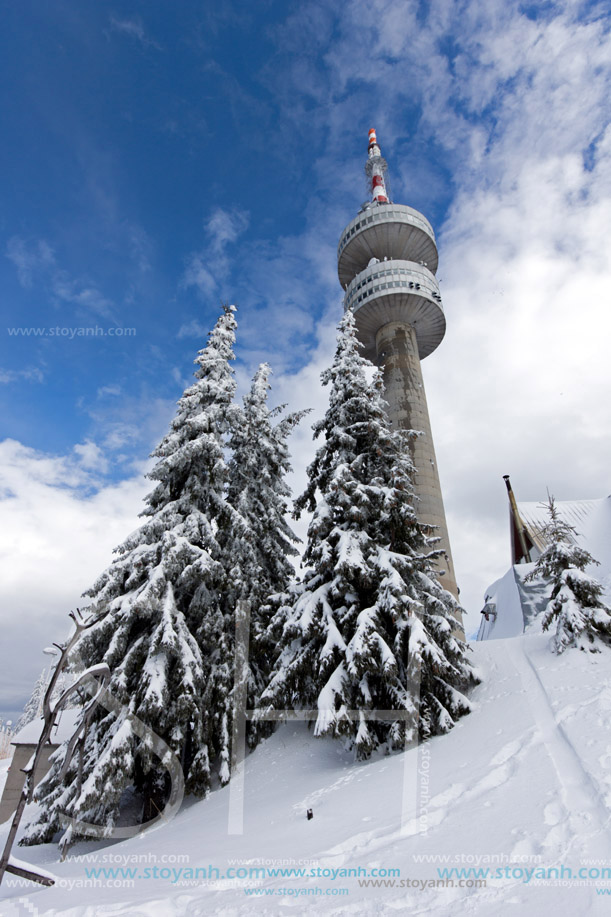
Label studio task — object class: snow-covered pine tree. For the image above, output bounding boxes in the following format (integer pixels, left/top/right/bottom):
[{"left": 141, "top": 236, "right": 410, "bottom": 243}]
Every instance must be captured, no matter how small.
[
  {"left": 15, "top": 668, "right": 48, "bottom": 733},
  {"left": 259, "top": 310, "right": 478, "bottom": 757},
  {"left": 526, "top": 496, "right": 611, "bottom": 654},
  {"left": 224, "top": 364, "right": 306, "bottom": 742},
  {"left": 14, "top": 664, "right": 70, "bottom": 737},
  {"left": 21, "top": 305, "right": 243, "bottom": 847}
]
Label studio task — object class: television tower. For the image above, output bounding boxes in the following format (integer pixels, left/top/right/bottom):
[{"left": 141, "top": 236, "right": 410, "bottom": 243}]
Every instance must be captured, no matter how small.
[{"left": 337, "top": 129, "right": 458, "bottom": 598}]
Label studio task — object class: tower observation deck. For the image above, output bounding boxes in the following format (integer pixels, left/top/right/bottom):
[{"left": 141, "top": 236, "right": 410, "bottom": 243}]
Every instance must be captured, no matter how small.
[{"left": 338, "top": 129, "right": 459, "bottom": 600}]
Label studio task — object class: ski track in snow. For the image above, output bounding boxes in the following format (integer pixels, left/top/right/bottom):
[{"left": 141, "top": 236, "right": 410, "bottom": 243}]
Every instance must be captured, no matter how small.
[
  {"left": 321, "top": 727, "right": 537, "bottom": 861},
  {"left": 509, "top": 640, "right": 611, "bottom": 861}
]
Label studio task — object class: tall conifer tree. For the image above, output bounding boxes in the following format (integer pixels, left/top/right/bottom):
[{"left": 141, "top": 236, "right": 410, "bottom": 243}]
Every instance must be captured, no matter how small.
[
  {"left": 225, "top": 364, "right": 305, "bottom": 733},
  {"left": 22, "top": 306, "right": 242, "bottom": 847},
  {"left": 260, "top": 310, "right": 478, "bottom": 757}
]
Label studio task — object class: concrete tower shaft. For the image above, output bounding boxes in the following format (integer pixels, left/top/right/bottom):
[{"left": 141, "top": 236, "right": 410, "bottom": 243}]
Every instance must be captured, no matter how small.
[{"left": 338, "top": 130, "right": 459, "bottom": 601}]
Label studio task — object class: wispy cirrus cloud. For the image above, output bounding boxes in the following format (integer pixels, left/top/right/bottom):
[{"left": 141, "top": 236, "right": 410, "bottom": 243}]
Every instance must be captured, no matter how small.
[
  {"left": 177, "top": 318, "right": 211, "bottom": 339},
  {"left": 5, "top": 236, "right": 119, "bottom": 321},
  {"left": 5, "top": 237, "right": 55, "bottom": 288},
  {"left": 109, "top": 16, "right": 162, "bottom": 51},
  {"left": 182, "top": 206, "right": 251, "bottom": 299},
  {"left": 97, "top": 384, "right": 122, "bottom": 398},
  {"left": 0, "top": 366, "right": 44, "bottom": 384},
  {"left": 51, "top": 271, "right": 116, "bottom": 320}
]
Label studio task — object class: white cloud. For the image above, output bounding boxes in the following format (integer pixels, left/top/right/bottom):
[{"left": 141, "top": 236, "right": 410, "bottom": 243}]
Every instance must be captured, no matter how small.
[
  {"left": 206, "top": 208, "right": 250, "bottom": 256},
  {"left": 0, "top": 367, "right": 44, "bottom": 384},
  {"left": 182, "top": 257, "right": 218, "bottom": 298},
  {"left": 109, "top": 16, "right": 162, "bottom": 50},
  {"left": 51, "top": 271, "right": 116, "bottom": 320},
  {"left": 182, "top": 207, "right": 250, "bottom": 297},
  {"left": 5, "top": 237, "right": 55, "bottom": 288},
  {"left": 5, "top": 234, "right": 121, "bottom": 322},
  {"left": 180, "top": 196, "right": 345, "bottom": 380},
  {"left": 97, "top": 384, "right": 122, "bottom": 398},
  {"left": 73, "top": 440, "right": 110, "bottom": 474},
  {"left": 177, "top": 318, "right": 211, "bottom": 339},
  {"left": 83, "top": 393, "right": 176, "bottom": 463},
  {"left": 0, "top": 439, "right": 150, "bottom": 716},
  {"left": 127, "top": 224, "right": 153, "bottom": 273}
]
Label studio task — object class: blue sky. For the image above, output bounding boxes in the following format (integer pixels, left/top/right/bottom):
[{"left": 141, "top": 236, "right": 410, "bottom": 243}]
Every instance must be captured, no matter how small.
[{"left": 2, "top": 0, "right": 611, "bottom": 721}]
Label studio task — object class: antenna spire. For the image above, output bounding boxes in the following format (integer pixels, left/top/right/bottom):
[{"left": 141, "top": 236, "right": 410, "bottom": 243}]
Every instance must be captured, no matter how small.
[{"left": 365, "top": 128, "right": 390, "bottom": 204}]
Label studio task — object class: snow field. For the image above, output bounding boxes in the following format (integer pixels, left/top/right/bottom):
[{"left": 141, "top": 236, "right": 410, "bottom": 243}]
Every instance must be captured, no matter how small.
[{"left": 2, "top": 633, "right": 611, "bottom": 915}]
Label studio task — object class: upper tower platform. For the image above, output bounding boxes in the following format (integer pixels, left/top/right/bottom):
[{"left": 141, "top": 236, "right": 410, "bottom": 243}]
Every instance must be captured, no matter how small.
[{"left": 337, "top": 203, "right": 439, "bottom": 288}]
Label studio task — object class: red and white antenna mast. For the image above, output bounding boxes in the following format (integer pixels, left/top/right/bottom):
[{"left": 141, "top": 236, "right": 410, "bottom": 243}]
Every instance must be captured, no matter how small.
[{"left": 365, "top": 128, "right": 390, "bottom": 204}]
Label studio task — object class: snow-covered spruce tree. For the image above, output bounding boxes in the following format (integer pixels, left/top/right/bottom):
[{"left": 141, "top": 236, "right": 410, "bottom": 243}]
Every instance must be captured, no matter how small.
[
  {"left": 224, "top": 363, "right": 306, "bottom": 742},
  {"left": 15, "top": 668, "right": 48, "bottom": 733},
  {"left": 21, "top": 305, "right": 244, "bottom": 847},
  {"left": 259, "top": 310, "right": 478, "bottom": 757},
  {"left": 15, "top": 665, "right": 70, "bottom": 735},
  {"left": 526, "top": 496, "right": 611, "bottom": 654}
]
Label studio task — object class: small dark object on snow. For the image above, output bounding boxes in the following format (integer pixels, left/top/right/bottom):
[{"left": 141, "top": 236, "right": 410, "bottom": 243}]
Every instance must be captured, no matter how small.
[{"left": 306, "top": 808, "right": 313, "bottom": 821}]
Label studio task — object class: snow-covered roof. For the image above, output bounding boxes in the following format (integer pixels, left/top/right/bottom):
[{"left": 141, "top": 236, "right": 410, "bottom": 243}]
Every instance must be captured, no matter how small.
[
  {"left": 478, "top": 566, "right": 527, "bottom": 640},
  {"left": 11, "top": 707, "right": 81, "bottom": 746}
]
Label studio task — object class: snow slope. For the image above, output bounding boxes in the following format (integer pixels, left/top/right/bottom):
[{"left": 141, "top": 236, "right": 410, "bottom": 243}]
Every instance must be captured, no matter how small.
[{"left": 1, "top": 635, "right": 611, "bottom": 916}]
